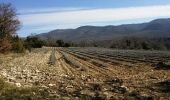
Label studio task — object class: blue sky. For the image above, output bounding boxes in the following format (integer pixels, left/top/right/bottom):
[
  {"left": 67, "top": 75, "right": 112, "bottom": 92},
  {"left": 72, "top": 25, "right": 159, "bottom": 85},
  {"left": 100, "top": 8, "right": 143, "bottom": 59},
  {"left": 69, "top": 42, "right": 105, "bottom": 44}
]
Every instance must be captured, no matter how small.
[{"left": 1, "top": 0, "right": 170, "bottom": 37}]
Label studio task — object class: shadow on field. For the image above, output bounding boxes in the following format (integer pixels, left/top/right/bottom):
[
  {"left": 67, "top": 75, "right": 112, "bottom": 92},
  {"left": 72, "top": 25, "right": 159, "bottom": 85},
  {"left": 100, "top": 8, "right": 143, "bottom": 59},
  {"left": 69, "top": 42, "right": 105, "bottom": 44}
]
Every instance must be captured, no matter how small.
[
  {"left": 154, "top": 62, "right": 170, "bottom": 70},
  {"left": 153, "top": 80, "right": 170, "bottom": 93}
]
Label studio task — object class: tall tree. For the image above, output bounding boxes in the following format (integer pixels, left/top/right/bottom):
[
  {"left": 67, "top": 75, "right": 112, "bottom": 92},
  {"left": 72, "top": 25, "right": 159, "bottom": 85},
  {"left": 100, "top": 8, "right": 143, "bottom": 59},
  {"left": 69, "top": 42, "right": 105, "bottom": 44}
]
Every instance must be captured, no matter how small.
[{"left": 0, "top": 3, "right": 20, "bottom": 53}]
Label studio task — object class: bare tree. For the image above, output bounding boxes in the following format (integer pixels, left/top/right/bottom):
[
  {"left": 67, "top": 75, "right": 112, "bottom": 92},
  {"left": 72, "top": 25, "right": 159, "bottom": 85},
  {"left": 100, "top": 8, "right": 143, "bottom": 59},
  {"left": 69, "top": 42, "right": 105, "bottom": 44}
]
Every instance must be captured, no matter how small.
[{"left": 0, "top": 3, "right": 20, "bottom": 53}]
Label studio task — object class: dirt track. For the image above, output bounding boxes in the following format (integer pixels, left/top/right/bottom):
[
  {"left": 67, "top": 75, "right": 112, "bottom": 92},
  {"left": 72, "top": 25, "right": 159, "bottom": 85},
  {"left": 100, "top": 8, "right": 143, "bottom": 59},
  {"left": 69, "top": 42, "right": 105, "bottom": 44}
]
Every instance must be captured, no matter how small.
[{"left": 0, "top": 47, "right": 170, "bottom": 99}]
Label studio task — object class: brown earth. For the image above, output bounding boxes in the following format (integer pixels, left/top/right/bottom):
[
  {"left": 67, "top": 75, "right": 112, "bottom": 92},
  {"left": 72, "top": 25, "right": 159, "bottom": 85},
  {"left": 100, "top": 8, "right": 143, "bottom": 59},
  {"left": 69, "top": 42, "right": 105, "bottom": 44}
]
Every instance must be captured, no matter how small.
[{"left": 0, "top": 47, "right": 169, "bottom": 100}]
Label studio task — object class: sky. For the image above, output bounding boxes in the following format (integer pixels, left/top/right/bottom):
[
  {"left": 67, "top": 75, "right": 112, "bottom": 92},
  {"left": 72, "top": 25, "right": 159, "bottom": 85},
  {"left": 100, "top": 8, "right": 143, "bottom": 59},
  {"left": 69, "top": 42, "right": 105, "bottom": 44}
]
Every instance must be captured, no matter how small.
[{"left": 1, "top": 0, "right": 170, "bottom": 37}]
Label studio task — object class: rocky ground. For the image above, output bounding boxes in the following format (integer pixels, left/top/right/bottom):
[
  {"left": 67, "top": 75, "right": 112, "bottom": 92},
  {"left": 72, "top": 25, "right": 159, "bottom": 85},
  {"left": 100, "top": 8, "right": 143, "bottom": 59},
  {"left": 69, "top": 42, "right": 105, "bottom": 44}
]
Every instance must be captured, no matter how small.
[{"left": 0, "top": 47, "right": 169, "bottom": 100}]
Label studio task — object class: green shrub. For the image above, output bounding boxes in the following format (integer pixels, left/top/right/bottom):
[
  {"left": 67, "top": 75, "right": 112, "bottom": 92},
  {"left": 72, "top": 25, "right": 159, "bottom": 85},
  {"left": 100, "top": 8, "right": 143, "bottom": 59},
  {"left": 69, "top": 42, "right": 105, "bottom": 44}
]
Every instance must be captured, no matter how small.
[
  {"left": 56, "top": 40, "right": 64, "bottom": 47},
  {"left": 24, "top": 37, "right": 44, "bottom": 49},
  {"left": 12, "top": 36, "right": 25, "bottom": 53}
]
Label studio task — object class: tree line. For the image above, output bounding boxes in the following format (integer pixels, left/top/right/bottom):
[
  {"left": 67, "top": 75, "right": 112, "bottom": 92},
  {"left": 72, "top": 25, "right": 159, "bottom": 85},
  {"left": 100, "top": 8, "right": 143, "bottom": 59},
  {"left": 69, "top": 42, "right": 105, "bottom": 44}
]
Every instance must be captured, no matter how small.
[
  {"left": 69, "top": 37, "right": 170, "bottom": 50},
  {"left": 109, "top": 37, "right": 169, "bottom": 50}
]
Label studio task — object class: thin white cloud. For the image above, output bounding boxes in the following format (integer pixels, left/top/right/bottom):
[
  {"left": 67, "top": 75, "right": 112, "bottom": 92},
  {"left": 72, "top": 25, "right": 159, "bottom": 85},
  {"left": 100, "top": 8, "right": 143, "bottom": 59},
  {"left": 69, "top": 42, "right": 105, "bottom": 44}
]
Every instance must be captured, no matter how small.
[
  {"left": 20, "top": 5, "right": 170, "bottom": 26},
  {"left": 18, "top": 5, "right": 170, "bottom": 35},
  {"left": 18, "top": 7, "right": 88, "bottom": 15}
]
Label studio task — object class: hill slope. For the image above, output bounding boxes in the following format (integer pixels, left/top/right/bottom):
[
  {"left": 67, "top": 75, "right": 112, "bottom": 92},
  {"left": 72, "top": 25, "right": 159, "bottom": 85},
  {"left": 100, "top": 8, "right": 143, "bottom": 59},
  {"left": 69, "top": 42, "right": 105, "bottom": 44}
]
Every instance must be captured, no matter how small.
[{"left": 37, "top": 18, "right": 170, "bottom": 42}]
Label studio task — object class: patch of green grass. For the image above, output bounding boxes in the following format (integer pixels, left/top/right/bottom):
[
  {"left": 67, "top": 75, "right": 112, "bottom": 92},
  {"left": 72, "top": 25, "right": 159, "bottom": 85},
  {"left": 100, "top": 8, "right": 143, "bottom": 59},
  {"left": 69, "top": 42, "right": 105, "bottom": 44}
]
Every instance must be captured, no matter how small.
[
  {"left": 0, "top": 78, "right": 38, "bottom": 99},
  {"left": 0, "top": 78, "right": 18, "bottom": 99},
  {"left": 0, "top": 78, "right": 61, "bottom": 99}
]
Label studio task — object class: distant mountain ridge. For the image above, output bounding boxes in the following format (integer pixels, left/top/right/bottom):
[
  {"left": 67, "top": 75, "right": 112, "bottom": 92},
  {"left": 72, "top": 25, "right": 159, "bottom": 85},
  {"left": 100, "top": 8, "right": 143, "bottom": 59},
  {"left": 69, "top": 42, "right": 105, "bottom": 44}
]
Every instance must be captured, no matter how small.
[{"left": 37, "top": 18, "right": 170, "bottom": 42}]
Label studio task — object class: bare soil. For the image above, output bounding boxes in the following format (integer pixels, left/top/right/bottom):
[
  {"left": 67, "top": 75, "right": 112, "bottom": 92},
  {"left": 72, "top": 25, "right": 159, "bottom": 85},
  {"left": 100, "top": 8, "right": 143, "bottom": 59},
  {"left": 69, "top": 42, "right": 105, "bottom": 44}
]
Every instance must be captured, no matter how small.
[{"left": 0, "top": 47, "right": 169, "bottom": 100}]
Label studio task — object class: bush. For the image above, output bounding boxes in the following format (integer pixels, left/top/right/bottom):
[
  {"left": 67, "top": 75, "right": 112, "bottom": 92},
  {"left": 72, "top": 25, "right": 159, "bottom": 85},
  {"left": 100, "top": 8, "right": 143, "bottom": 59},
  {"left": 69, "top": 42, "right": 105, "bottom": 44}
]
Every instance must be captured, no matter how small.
[
  {"left": 24, "top": 37, "right": 44, "bottom": 50},
  {"left": 56, "top": 40, "right": 64, "bottom": 47},
  {"left": 142, "top": 42, "right": 152, "bottom": 50},
  {"left": 63, "top": 43, "right": 71, "bottom": 47},
  {"left": 12, "top": 36, "right": 25, "bottom": 53}
]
